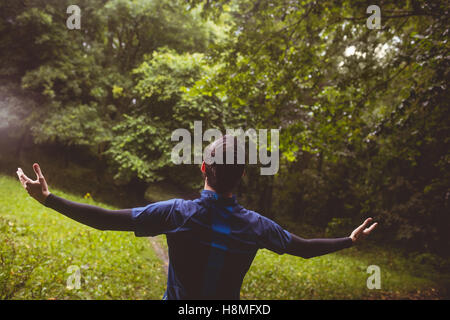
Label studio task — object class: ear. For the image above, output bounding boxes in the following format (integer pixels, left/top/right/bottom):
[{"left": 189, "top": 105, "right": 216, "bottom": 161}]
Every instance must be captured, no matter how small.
[{"left": 201, "top": 161, "right": 206, "bottom": 173}]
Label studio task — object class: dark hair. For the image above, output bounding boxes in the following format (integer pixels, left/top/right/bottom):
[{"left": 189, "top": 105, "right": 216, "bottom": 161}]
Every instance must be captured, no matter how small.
[{"left": 203, "top": 135, "right": 245, "bottom": 194}]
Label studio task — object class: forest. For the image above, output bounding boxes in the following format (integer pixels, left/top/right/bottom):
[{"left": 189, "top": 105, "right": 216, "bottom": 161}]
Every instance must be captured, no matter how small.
[{"left": 0, "top": 0, "right": 449, "bottom": 299}]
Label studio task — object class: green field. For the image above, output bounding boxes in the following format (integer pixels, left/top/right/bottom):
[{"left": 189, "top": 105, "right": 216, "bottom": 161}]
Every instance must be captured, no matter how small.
[
  {"left": 0, "top": 175, "right": 166, "bottom": 299},
  {"left": 1, "top": 175, "right": 448, "bottom": 299}
]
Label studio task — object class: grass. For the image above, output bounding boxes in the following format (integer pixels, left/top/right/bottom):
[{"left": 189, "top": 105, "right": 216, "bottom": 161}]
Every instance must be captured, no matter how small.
[
  {"left": 1, "top": 173, "right": 448, "bottom": 300},
  {"left": 240, "top": 248, "right": 446, "bottom": 300},
  {"left": 0, "top": 175, "right": 166, "bottom": 299},
  {"left": 156, "top": 234, "right": 448, "bottom": 299}
]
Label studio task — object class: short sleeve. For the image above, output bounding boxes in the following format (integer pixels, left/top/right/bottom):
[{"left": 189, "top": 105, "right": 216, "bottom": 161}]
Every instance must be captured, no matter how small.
[
  {"left": 131, "top": 199, "right": 186, "bottom": 237},
  {"left": 256, "top": 215, "right": 292, "bottom": 254}
]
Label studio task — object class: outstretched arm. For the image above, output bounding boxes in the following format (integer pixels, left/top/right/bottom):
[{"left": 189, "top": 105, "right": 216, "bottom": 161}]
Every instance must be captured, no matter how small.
[
  {"left": 44, "top": 194, "right": 134, "bottom": 231},
  {"left": 286, "top": 234, "right": 353, "bottom": 258},
  {"left": 286, "top": 218, "right": 378, "bottom": 259},
  {"left": 17, "top": 163, "right": 134, "bottom": 231}
]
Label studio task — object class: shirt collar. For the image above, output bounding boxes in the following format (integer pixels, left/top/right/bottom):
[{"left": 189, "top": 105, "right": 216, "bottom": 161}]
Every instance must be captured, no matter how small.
[{"left": 200, "top": 190, "right": 238, "bottom": 205}]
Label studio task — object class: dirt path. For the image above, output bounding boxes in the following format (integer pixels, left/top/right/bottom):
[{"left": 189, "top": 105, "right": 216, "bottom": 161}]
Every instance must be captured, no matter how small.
[{"left": 149, "top": 237, "right": 169, "bottom": 275}]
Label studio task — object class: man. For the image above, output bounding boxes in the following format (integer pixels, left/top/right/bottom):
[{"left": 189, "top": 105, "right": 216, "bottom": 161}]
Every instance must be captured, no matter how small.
[{"left": 17, "top": 135, "right": 377, "bottom": 300}]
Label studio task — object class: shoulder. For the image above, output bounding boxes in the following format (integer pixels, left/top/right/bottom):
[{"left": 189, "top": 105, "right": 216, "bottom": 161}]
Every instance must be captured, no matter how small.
[
  {"left": 132, "top": 198, "right": 199, "bottom": 230},
  {"left": 243, "top": 209, "right": 289, "bottom": 237},
  {"left": 176, "top": 198, "right": 206, "bottom": 217},
  {"left": 240, "top": 208, "right": 270, "bottom": 224},
  {"left": 239, "top": 209, "right": 291, "bottom": 253},
  {"left": 233, "top": 207, "right": 272, "bottom": 234},
  {"left": 133, "top": 198, "right": 194, "bottom": 220}
]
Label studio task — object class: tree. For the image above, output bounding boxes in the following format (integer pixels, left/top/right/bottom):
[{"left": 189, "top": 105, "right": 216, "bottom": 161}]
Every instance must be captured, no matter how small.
[{"left": 187, "top": 0, "right": 450, "bottom": 253}]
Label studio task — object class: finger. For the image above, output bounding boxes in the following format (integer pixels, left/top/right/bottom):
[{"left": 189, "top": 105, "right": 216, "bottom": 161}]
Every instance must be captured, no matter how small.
[
  {"left": 18, "top": 175, "right": 27, "bottom": 186},
  {"left": 33, "top": 163, "right": 49, "bottom": 192},
  {"left": 33, "top": 163, "right": 44, "bottom": 180},
  {"left": 18, "top": 174, "right": 32, "bottom": 185},
  {"left": 363, "top": 222, "right": 378, "bottom": 235},
  {"left": 17, "top": 174, "right": 28, "bottom": 188},
  {"left": 17, "top": 168, "right": 32, "bottom": 187},
  {"left": 16, "top": 169, "right": 24, "bottom": 182},
  {"left": 16, "top": 168, "right": 25, "bottom": 180},
  {"left": 17, "top": 168, "right": 32, "bottom": 181},
  {"left": 354, "top": 217, "right": 373, "bottom": 235}
]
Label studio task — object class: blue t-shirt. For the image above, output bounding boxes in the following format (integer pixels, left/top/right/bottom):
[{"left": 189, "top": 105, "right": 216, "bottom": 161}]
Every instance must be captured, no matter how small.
[{"left": 131, "top": 190, "right": 291, "bottom": 300}]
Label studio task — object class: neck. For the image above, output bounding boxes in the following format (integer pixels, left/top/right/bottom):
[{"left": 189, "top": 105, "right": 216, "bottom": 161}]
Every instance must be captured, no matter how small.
[{"left": 204, "top": 181, "right": 232, "bottom": 198}]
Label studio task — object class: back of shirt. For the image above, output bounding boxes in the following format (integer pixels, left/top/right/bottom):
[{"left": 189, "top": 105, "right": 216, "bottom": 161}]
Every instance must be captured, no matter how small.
[{"left": 131, "top": 190, "right": 291, "bottom": 300}]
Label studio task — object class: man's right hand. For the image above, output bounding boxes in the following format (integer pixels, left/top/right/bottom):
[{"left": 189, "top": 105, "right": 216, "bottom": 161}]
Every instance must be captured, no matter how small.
[
  {"left": 349, "top": 218, "right": 378, "bottom": 244},
  {"left": 17, "top": 163, "right": 50, "bottom": 205}
]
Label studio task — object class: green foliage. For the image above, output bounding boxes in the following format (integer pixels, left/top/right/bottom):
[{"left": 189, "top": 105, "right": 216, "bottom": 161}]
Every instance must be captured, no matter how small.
[
  {"left": 2, "top": 174, "right": 449, "bottom": 300},
  {"left": 241, "top": 248, "right": 445, "bottom": 299},
  {"left": 0, "top": 0, "right": 448, "bottom": 255},
  {"left": 325, "top": 218, "right": 353, "bottom": 238},
  {"left": 106, "top": 114, "right": 174, "bottom": 182},
  {"left": 0, "top": 175, "right": 166, "bottom": 299},
  {"left": 187, "top": 0, "right": 450, "bottom": 253},
  {"left": 1, "top": 0, "right": 217, "bottom": 152},
  {"left": 106, "top": 48, "right": 223, "bottom": 185},
  {"left": 31, "top": 103, "right": 112, "bottom": 146}
]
